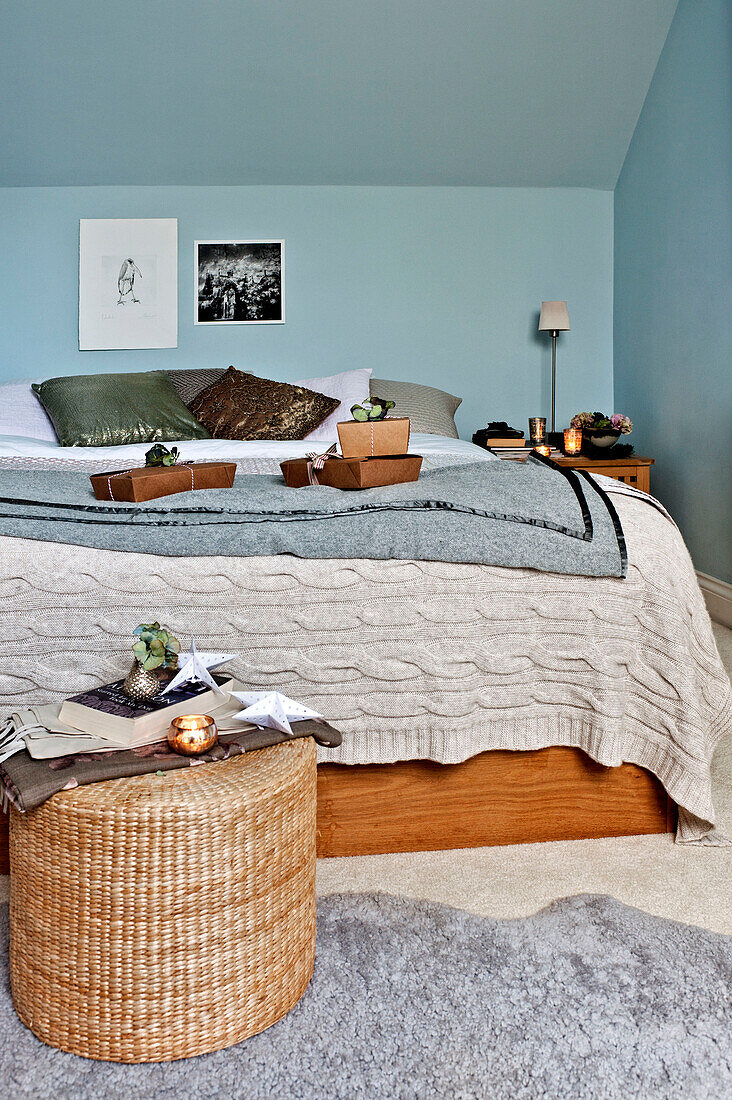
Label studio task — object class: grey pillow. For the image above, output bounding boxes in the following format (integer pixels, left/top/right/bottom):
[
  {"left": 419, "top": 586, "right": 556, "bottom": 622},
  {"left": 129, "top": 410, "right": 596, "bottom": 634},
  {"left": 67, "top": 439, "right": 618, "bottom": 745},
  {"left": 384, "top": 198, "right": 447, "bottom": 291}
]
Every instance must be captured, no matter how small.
[
  {"left": 166, "top": 367, "right": 229, "bottom": 408},
  {"left": 370, "top": 378, "right": 461, "bottom": 437}
]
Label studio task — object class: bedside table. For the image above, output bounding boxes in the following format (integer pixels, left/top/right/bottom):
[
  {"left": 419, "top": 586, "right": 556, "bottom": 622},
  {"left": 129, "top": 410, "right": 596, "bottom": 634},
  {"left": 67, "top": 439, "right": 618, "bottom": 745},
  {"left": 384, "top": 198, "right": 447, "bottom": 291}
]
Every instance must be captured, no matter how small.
[{"left": 497, "top": 452, "right": 655, "bottom": 493}]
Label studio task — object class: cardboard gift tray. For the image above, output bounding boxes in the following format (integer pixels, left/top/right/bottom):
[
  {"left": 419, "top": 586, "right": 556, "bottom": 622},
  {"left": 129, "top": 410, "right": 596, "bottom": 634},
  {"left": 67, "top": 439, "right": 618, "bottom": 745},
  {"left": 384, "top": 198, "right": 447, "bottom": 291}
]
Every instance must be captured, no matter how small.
[
  {"left": 281, "top": 454, "right": 423, "bottom": 490},
  {"left": 337, "top": 417, "right": 411, "bottom": 458},
  {"left": 90, "top": 461, "right": 237, "bottom": 502}
]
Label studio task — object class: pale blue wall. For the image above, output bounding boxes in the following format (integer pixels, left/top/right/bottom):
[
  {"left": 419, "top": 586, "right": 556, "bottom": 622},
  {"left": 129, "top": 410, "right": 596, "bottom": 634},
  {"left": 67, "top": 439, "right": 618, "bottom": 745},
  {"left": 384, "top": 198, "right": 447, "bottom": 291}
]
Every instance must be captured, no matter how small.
[
  {"left": 1, "top": 2, "right": 677, "bottom": 189},
  {"left": 0, "top": 186, "right": 614, "bottom": 439},
  {"left": 614, "top": 0, "right": 731, "bottom": 582}
]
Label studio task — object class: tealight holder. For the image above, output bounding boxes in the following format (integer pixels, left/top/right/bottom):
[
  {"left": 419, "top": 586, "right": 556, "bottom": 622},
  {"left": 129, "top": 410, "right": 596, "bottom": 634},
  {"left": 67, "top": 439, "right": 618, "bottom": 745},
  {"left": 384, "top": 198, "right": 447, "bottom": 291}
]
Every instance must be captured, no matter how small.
[
  {"left": 563, "top": 428, "right": 582, "bottom": 455},
  {"left": 168, "top": 714, "right": 218, "bottom": 756},
  {"left": 528, "top": 417, "right": 547, "bottom": 446},
  {"left": 533, "top": 444, "right": 551, "bottom": 457}
]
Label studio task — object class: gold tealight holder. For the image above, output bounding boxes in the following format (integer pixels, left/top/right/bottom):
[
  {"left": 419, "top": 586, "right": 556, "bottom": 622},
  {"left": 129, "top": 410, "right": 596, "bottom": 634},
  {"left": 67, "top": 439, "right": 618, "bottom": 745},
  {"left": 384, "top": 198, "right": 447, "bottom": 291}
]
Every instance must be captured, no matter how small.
[
  {"left": 528, "top": 417, "right": 547, "bottom": 446},
  {"left": 563, "top": 428, "right": 582, "bottom": 455},
  {"left": 533, "top": 444, "right": 551, "bottom": 457},
  {"left": 168, "top": 714, "right": 218, "bottom": 756}
]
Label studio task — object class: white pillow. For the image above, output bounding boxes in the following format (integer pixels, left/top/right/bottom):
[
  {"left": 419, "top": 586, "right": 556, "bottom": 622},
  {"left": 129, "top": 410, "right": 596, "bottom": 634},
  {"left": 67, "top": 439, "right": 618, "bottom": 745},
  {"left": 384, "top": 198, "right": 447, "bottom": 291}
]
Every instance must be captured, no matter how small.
[
  {"left": 0, "top": 379, "right": 58, "bottom": 442},
  {"left": 296, "top": 369, "right": 372, "bottom": 441}
]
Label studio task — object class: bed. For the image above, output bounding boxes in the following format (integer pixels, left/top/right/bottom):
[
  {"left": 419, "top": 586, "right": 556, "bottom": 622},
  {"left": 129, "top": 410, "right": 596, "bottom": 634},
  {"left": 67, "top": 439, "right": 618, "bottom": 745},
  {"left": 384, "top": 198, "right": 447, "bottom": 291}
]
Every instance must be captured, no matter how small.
[{"left": 0, "top": 429, "right": 729, "bottom": 870}]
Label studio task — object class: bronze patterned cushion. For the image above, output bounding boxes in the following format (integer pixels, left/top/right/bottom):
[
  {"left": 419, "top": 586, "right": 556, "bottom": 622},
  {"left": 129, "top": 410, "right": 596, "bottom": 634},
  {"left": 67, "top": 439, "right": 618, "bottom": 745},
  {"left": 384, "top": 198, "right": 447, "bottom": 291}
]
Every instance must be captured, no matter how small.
[{"left": 190, "top": 367, "right": 340, "bottom": 441}]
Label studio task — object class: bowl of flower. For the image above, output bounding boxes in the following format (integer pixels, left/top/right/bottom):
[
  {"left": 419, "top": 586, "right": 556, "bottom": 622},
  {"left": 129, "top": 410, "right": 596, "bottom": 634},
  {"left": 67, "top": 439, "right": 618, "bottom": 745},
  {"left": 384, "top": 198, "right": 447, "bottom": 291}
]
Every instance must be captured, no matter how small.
[{"left": 570, "top": 411, "right": 633, "bottom": 450}]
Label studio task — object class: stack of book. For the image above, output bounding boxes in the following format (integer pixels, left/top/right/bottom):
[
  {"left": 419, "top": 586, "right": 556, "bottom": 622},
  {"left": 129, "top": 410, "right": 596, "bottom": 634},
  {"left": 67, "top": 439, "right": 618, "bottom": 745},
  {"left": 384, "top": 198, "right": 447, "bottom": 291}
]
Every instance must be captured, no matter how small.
[
  {"left": 482, "top": 438, "right": 527, "bottom": 459},
  {"left": 60, "top": 676, "right": 231, "bottom": 745},
  {"left": 29, "top": 675, "right": 237, "bottom": 758},
  {"left": 481, "top": 436, "right": 528, "bottom": 450},
  {"left": 490, "top": 443, "right": 563, "bottom": 459},
  {"left": 489, "top": 443, "right": 531, "bottom": 458}
]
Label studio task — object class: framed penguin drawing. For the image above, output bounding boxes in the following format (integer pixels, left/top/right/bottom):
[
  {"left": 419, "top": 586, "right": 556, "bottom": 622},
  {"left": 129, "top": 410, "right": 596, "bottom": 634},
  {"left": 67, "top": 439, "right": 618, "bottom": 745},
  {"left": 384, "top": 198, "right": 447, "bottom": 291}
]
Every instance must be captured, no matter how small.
[{"left": 79, "top": 218, "right": 178, "bottom": 350}]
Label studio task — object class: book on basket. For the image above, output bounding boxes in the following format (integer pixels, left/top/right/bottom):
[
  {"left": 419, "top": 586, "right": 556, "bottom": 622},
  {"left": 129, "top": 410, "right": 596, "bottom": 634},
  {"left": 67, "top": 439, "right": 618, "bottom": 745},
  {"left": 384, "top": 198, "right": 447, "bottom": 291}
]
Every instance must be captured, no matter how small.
[{"left": 58, "top": 675, "right": 234, "bottom": 746}]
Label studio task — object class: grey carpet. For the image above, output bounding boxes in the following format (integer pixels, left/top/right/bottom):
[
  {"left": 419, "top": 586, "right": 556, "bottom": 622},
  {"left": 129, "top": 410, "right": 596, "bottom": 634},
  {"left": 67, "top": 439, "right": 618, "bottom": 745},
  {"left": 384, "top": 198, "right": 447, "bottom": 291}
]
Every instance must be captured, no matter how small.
[{"left": 1, "top": 893, "right": 730, "bottom": 1100}]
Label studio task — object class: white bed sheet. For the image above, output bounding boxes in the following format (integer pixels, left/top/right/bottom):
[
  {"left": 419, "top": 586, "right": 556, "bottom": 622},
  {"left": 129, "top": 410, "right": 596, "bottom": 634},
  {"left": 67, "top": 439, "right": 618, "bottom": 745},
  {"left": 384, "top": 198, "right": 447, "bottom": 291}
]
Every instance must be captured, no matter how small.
[{"left": 0, "top": 432, "right": 496, "bottom": 464}]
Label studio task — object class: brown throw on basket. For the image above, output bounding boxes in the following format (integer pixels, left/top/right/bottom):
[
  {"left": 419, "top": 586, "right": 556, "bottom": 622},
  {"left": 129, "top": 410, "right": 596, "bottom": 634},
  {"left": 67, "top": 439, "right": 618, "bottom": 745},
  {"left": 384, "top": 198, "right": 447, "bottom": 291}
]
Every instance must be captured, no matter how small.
[{"left": 0, "top": 719, "right": 341, "bottom": 813}]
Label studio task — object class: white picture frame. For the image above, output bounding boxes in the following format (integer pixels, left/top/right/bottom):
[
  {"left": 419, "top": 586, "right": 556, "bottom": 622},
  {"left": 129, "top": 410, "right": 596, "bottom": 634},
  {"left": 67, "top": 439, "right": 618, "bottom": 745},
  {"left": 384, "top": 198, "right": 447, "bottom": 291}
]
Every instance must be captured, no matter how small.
[
  {"left": 79, "top": 218, "right": 178, "bottom": 350},
  {"left": 195, "top": 240, "right": 285, "bottom": 324}
]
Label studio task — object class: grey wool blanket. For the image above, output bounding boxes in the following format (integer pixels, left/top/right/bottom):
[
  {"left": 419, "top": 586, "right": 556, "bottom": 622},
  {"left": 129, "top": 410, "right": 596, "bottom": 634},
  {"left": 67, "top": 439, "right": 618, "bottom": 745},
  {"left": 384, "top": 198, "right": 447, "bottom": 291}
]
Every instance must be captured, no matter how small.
[{"left": 0, "top": 456, "right": 627, "bottom": 577}]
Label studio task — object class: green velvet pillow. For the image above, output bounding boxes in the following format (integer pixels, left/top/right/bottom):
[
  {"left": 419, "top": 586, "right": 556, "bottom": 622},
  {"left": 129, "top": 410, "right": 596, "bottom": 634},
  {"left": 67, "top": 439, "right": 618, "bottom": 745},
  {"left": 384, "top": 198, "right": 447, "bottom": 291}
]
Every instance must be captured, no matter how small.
[{"left": 32, "top": 371, "right": 211, "bottom": 448}]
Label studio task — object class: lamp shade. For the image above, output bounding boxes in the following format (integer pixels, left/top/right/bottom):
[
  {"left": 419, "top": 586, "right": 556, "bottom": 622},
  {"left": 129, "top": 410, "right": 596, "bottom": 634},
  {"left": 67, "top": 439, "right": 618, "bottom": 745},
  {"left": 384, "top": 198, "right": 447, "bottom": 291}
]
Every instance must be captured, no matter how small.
[{"left": 538, "top": 301, "right": 570, "bottom": 332}]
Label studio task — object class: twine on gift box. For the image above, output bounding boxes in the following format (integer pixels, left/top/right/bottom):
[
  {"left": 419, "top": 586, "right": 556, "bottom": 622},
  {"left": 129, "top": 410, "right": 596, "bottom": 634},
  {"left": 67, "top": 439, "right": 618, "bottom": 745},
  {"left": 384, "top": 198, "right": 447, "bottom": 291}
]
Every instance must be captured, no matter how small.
[
  {"left": 106, "top": 463, "right": 196, "bottom": 501},
  {"left": 304, "top": 443, "right": 338, "bottom": 485},
  {"left": 371, "top": 417, "right": 409, "bottom": 455}
]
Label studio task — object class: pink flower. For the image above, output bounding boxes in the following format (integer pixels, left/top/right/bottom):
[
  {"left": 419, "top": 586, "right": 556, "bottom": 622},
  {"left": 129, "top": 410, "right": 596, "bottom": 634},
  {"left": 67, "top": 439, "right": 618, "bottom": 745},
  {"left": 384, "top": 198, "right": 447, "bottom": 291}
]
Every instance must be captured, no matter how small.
[{"left": 610, "top": 413, "right": 633, "bottom": 434}]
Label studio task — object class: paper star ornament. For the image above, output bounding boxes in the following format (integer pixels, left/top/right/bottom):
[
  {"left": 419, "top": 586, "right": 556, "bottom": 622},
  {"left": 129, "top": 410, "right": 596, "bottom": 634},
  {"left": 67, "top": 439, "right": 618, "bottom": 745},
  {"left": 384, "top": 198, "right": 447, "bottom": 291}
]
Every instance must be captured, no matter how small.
[
  {"left": 160, "top": 639, "right": 235, "bottom": 696},
  {"left": 230, "top": 691, "right": 323, "bottom": 736}
]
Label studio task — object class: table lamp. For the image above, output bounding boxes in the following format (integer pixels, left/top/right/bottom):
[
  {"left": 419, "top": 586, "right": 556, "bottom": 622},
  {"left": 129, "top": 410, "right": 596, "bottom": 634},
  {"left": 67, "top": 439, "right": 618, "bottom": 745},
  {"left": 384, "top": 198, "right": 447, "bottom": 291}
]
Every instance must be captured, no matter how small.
[{"left": 538, "top": 300, "right": 570, "bottom": 444}]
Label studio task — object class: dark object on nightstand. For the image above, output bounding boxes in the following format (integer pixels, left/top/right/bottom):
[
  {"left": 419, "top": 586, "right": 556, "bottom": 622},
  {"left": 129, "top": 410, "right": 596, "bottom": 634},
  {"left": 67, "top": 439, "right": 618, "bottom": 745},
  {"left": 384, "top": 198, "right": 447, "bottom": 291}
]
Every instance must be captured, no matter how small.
[
  {"left": 473, "top": 422, "right": 525, "bottom": 449},
  {"left": 582, "top": 440, "right": 634, "bottom": 459}
]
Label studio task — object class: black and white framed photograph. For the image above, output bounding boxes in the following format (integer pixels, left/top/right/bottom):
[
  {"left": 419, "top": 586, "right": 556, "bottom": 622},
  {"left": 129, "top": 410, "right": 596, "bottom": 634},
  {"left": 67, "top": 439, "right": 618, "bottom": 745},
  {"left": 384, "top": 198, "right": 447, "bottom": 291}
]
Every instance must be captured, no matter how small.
[
  {"left": 79, "top": 218, "right": 178, "bottom": 350},
  {"left": 195, "top": 240, "right": 284, "bottom": 324}
]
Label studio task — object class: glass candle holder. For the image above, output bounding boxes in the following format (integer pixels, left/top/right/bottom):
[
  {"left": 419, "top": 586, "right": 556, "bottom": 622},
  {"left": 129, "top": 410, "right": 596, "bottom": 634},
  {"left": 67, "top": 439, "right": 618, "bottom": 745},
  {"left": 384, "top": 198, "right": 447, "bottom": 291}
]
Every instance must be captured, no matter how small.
[
  {"left": 563, "top": 428, "right": 582, "bottom": 455},
  {"left": 168, "top": 714, "right": 218, "bottom": 756},
  {"left": 528, "top": 417, "right": 547, "bottom": 445},
  {"left": 533, "top": 444, "right": 551, "bottom": 457}
]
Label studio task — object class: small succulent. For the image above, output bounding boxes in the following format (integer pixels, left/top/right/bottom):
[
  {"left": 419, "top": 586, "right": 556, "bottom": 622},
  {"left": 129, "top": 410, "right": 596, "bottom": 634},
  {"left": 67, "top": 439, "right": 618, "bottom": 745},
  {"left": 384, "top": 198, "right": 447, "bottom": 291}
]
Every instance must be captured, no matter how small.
[
  {"left": 145, "top": 444, "right": 180, "bottom": 467},
  {"left": 132, "top": 622, "right": 181, "bottom": 671},
  {"left": 350, "top": 397, "right": 396, "bottom": 422}
]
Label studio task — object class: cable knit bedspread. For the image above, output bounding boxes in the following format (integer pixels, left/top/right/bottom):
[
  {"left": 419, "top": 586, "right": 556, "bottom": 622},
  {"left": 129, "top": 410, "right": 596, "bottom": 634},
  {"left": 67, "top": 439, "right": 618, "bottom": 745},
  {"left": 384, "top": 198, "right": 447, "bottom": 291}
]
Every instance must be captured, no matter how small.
[{"left": 0, "top": 467, "right": 729, "bottom": 844}]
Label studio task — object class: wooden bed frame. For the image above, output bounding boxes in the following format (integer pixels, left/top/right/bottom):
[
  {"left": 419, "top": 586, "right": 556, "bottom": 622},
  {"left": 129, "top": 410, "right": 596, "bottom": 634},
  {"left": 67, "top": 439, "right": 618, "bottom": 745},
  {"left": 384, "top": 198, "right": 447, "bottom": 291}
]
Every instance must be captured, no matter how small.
[
  {"left": 0, "top": 746, "right": 674, "bottom": 874},
  {"left": 316, "top": 747, "right": 675, "bottom": 857}
]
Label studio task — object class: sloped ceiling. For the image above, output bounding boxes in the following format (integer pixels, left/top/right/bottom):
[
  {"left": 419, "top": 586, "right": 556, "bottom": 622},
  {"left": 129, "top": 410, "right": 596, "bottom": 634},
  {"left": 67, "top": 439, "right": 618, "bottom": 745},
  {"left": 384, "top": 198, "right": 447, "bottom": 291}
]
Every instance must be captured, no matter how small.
[{"left": 1, "top": 0, "right": 678, "bottom": 188}]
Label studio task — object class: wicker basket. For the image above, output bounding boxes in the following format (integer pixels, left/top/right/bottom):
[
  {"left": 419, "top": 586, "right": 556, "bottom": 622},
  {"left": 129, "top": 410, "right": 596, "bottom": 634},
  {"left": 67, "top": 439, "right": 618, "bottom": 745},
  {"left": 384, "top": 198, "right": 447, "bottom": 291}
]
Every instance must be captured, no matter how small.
[{"left": 9, "top": 738, "right": 317, "bottom": 1062}]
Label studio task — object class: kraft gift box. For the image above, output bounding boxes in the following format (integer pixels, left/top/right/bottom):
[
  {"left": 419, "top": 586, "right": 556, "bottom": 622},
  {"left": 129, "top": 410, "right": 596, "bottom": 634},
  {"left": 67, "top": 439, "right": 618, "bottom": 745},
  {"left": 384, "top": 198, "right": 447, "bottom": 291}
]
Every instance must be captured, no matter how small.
[
  {"left": 90, "top": 461, "right": 237, "bottom": 502},
  {"left": 280, "top": 454, "right": 423, "bottom": 490},
  {"left": 337, "top": 417, "right": 411, "bottom": 458}
]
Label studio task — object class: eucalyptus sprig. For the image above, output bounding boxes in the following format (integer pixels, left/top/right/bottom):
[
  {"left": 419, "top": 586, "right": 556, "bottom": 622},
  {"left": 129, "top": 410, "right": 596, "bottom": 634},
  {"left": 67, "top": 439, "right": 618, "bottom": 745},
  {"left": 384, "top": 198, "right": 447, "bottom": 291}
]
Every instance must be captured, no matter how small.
[
  {"left": 132, "top": 622, "right": 181, "bottom": 671},
  {"left": 350, "top": 397, "right": 396, "bottom": 422},
  {"left": 145, "top": 444, "right": 181, "bottom": 467}
]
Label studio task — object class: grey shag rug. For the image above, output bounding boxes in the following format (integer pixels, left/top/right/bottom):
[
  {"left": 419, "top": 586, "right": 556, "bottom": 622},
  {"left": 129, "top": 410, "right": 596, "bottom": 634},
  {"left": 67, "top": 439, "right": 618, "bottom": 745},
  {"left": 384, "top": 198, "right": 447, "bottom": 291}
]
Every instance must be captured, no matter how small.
[{"left": 1, "top": 893, "right": 730, "bottom": 1099}]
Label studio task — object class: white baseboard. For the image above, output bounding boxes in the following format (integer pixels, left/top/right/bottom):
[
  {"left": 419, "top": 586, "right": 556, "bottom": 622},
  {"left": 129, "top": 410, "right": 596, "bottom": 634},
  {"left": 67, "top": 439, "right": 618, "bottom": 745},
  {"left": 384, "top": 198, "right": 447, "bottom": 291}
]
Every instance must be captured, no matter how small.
[{"left": 697, "top": 571, "right": 732, "bottom": 628}]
